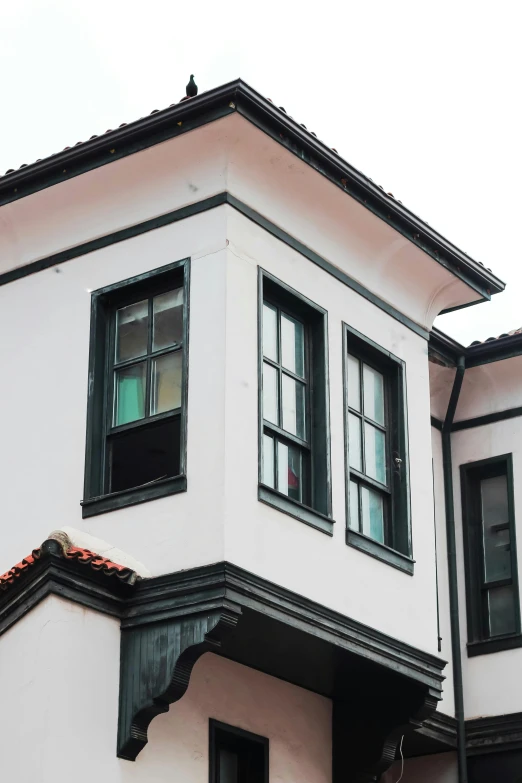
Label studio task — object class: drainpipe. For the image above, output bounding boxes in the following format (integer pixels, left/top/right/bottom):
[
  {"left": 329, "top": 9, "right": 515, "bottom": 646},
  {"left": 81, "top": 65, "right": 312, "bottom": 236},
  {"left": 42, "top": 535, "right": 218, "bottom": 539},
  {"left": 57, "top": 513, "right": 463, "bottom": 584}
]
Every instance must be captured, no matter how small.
[{"left": 441, "top": 356, "right": 466, "bottom": 782}]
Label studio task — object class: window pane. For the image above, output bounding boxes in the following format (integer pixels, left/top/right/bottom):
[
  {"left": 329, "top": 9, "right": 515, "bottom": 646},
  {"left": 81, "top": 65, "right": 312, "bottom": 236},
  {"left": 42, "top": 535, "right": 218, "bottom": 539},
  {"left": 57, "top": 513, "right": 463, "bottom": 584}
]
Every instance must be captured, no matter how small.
[
  {"left": 114, "top": 363, "right": 146, "bottom": 426},
  {"left": 219, "top": 748, "right": 239, "bottom": 783},
  {"left": 115, "top": 300, "right": 148, "bottom": 363},
  {"left": 347, "top": 354, "right": 361, "bottom": 412},
  {"left": 349, "top": 480, "right": 360, "bottom": 531},
  {"left": 281, "top": 313, "right": 305, "bottom": 377},
  {"left": 488, "top": 585, "right": 517, "bottom": 637},
  {"left": 151, "top": 352, "right": 182, "bottom": 415},
  {"left": 349, "top": 413, "right": 362, "bottom": 471},
  {"left": 481, "top": 475, "right": 511, "bottom": 583},
  {"left": 263, "top": 303, "right": 278, "bottom": 362},
  {"left": 263, "top": 362, "right": 279, "bottom": 425},
  {"left": 361, "top": 486, "right": 385, "bottom": 543},
  {"left": 152, "top": 289, "right": 183, "bottom": 351},
  {"left": 282, "top": 374, "right": 306, "bottom": 439},
  {"left": 364, "top": 423, "right": 387, "bottom": 485},
  {"left": 277, "top": 441, "right": 302, "bottom": 502},
  {"left": 262, "top": 434, "right": 275, "bottom": 488},
  {"left": 109, "top": 416, "right": 180, "bottom": 493},
  {"left": 363, "top": 364, "right": 385, "bottom": 425}
]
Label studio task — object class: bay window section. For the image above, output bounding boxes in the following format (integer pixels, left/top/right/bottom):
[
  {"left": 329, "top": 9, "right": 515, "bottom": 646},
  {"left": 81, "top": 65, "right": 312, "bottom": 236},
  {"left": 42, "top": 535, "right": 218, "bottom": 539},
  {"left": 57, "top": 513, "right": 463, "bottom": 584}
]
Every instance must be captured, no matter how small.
[
  {"left": 83, "top": 259, "right": 189, "bottom": 517},
  {"left": 259, "top": 271, "right": 332, "bottom": 535},
  {"left": 344, "top": 325, "right": 412, "bottom": 573}
]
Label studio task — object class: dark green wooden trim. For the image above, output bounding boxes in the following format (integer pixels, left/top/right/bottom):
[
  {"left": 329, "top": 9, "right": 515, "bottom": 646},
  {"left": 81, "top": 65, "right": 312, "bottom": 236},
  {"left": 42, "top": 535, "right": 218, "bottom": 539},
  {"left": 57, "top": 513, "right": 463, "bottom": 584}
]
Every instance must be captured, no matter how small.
[
  {"left": 346, "top": 529, "right": 414, "bottom": 574},
  {"left": 460, "top": 453, "right": 521, "bottom": 652},
  {"left": 343, "top": 323, "right": 412, "bottom": 562},
  {"left": 441, "top": 356, "right": 468, "bottom": 783},
  {"left": 452, "top": 407, "right": 522, "bottom": 432},
  {"left": 0, "top": 194, "right": 226, "bottom": 287},
  {"left": 81, "top": 475, "right": 187, "bottom": 517},
  {"left": 467, "top": 633, "right": 522, "bottom": 657},
  {"left": 237, "top": 197, "right": 429, "bottom": 339},
  {"left": 258, "top": 485, "right": 334, "bottom": 535},
  {"left": 82, "top": 258, "right": 189, "bottom": 515},
  {"left": 258, "top": 269, "right": 333, "bottom": 525},
  {"left": 0, "top": 191, "right": 431, "bottom": 340},
  {"left": 209, "top": 720, "right": 269, "bottom": 783},
  {"left": 0, "top": 81, "right": 503, "bottom": 300},
  {"left": 417, "top": 711, "right": 458, "bottom": 749},
  {"left": 430, "top": 327, "right": 522, "bottom": 368},
  {"left": 466, "top": 712, "right": 522, "bottom": 756}
]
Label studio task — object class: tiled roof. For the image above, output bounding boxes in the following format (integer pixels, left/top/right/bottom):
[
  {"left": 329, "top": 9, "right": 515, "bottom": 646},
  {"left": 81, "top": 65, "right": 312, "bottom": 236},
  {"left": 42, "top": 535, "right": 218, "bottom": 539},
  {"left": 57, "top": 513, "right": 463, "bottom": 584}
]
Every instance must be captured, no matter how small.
[
  {"left": 469, "top": 328, "right": 522, "bottom": 346},
  {"left": 0, "top": 538, "right": 137, "bottom": 592}
]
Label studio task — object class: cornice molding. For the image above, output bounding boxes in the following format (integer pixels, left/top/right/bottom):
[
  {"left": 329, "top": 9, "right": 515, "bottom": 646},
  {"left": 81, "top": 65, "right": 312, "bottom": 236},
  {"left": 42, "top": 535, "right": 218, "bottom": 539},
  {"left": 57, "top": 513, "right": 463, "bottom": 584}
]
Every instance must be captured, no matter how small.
[
  {"left": 466, "top": 712, "right": 522, "bottom": 756},
  {"left": 0, "top": 80, "right": 503, "bottom": 303}
]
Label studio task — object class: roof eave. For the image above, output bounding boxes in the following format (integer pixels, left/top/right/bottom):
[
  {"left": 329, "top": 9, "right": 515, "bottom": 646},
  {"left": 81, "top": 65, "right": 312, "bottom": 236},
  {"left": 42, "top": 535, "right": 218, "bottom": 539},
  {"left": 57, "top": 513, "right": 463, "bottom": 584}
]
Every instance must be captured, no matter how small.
[{"left": 0, "top": 79, "right": 505, "bottom": 301}]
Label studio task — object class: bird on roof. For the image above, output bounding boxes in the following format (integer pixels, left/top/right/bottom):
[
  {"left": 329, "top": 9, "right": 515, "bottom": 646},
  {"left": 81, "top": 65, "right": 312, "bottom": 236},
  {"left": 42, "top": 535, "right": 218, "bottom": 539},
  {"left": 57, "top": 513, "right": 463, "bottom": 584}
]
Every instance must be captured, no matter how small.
[{"left": 186, "top": 75, "right": 198, "bottom": 98}]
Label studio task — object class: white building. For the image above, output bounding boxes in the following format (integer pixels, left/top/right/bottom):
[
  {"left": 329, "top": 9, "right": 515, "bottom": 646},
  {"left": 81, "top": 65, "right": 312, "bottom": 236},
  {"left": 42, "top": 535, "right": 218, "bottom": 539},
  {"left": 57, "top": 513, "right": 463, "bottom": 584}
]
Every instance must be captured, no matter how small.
[{"left": 0, "top": 78, "right": 519, "bottom": 782}]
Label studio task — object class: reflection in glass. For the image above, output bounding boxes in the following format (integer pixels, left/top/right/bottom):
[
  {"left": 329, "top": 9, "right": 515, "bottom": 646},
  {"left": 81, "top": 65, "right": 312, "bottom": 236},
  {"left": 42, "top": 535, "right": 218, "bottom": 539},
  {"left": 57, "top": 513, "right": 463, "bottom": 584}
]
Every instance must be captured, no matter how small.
[
  {"left": 347, "top": 354, "right": 361, "bottom": 411},
  {"left": 263, "top": 363, "right": 279, "bottom": 425},
  {"left": 151, "top": 352, "right": 182, "bottom": 415},
  {"left": 277, "top": 441, "right": 302, "bottom": 502},
  {"left": 488, "top": 586, "right": 517, "bottom": 637},
  {"left": 361, "top": 486, "right": 384, "bottom": 543},
  {"left": 115, "top": 300, "right": 148, "bottom": 363},
  {"left": 262, "top": 434, "right": 275, "bottom": 488},
  {"left": 349, "top": 414, "right": 362, "bottom": 471},
  {"left": 263, "top": 303, "right": 278, "bottom": 362},
  {"left": 363, "top": 364, "right": 385, "bottom": 424},
  {"left": 114, "top": 363, "right": 146, "bottom": 426},
  {"left": 481, "top": 475, "right": 511, "bottom": 583},
  {"left": 364, "top": 423, "right": 386, "bottom": 485},
  {"left": 282, "top": 375, "right": 306, "bottom": 438},
  {"left": 153, "top": 289, "right": 183, "bottom": 351},
  {"left": 281, "top": 313, "right": 305, "bottom": 377},
  {"left": 349, "top": 481, "right": 359, "bottom": 530},
  {"left": 219, "top": 748, "right": 239, "bottom": 783}
]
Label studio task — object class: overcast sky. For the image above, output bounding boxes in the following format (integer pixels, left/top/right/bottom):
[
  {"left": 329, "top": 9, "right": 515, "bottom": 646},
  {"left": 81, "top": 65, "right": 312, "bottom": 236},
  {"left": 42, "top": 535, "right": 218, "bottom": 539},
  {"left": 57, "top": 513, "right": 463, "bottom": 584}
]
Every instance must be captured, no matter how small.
[{"left": 2, "top": 0, "right": 520, "bottom": 345}]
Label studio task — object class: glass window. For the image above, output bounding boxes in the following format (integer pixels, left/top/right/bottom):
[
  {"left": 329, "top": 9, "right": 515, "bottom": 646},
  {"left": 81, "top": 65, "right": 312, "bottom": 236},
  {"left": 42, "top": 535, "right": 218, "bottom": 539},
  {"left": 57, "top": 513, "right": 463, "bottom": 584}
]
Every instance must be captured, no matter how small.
[
  {"left": 83, "top": 262, "right": 188, "bottom": 517},
  {"left": 345, "top": 330, "right": 410, "bottom": 561},
  {"left": 461, "top": 456, "right": 520, "bottom": 647},
  {"left": 261, "top": 297, "right": 310, "bottom": 505},
  {"left": 210, "top": 721, "right": 267, "bottom": 783},
  {"left": 259, "top": 274, "right": 331, "bottom": 525}
]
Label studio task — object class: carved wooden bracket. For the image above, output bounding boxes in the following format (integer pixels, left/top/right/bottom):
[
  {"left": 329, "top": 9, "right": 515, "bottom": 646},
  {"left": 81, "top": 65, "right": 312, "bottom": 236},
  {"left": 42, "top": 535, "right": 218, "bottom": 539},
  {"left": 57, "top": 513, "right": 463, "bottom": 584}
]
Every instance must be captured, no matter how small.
[
  {"left": 333, "top": 676, "right": 440, "bottom": 783},
  {"left": 117, "top": 607, "right": 241, "bottom": 760}
]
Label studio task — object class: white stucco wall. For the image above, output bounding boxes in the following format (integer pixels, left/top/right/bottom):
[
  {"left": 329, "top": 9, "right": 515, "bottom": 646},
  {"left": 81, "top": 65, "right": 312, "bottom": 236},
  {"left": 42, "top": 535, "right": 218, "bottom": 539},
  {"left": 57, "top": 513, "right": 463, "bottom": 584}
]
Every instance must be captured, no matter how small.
[
  {"left": 452, "top": 417, "right": 522, "bottom": 718},
  {"left": 383, "top": 751, "right": 458, "bottom": 783},
  {"left": 0, "top": 115, "right": 458, "bottom": 663},
  {"left": 431, "top": 426, "right": 455, "bottom": 717},
  {"left": 0, "top": 597, "right": 331, "bottom": 783}
]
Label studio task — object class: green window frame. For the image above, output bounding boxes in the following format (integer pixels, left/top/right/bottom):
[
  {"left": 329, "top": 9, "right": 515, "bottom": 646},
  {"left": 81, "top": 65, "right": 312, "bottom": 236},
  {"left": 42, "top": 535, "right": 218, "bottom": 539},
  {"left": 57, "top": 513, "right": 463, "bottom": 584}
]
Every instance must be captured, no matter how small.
[
  {"left": 209, "top": 720, "right": 269, "bottom": 783},
  {"left": 461, "top": 454, "right": 522, "bottom": 656},
  {"left": 82, "top": 259, "right": 189, "bottom": 517},
  {"left": 258, "top": 270, "right": 333, "bottom": 535},
  {"left": 344, "top": 325, "right": 413, "bottom": 574}
]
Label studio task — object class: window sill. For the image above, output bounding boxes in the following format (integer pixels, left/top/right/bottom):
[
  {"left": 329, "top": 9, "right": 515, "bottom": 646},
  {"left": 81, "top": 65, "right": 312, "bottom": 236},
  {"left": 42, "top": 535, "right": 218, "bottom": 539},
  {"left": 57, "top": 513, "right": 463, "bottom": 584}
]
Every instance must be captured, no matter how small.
[
  {"left": 258, "top": 485, "right": 334, "bottom": 535},
  {"left": 81, "top": 475, "right": 187, "bottom": 518},
  {"left": 346, "top": 529, "right": 414, "bottom": 575},
  {"left": 467, "top": 634, "right": 522, "bottom": 657}
]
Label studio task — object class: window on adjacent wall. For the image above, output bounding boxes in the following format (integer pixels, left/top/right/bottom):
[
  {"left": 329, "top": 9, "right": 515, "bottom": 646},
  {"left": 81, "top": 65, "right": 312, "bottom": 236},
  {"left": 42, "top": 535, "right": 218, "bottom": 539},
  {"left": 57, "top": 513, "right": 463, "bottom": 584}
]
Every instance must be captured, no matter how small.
[
  {"left": 209, "top": 720, "right": 268, "bottom": 783},
  {"left": 344, "top": 326, "right": 412, "bottom": 574},
  {"left": 258, "top": 271, "right": 332, "bottom": 536},
  {"left": 82, "top": 259, "right": 189, "bottom": 517},
  {"left": 461, "top": 454, "right": 521, "bottom": 655}
]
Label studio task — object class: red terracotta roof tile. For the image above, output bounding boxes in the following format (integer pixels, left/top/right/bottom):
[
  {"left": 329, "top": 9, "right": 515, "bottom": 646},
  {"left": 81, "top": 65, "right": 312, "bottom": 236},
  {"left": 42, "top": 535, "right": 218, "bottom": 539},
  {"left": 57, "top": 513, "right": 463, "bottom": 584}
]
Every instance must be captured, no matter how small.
[
  {"left": 469, "top": 327, "right": 522, "bottom": 346},
  {"left": 0, "top": 540, "right": 137, "bottom": 592}
]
